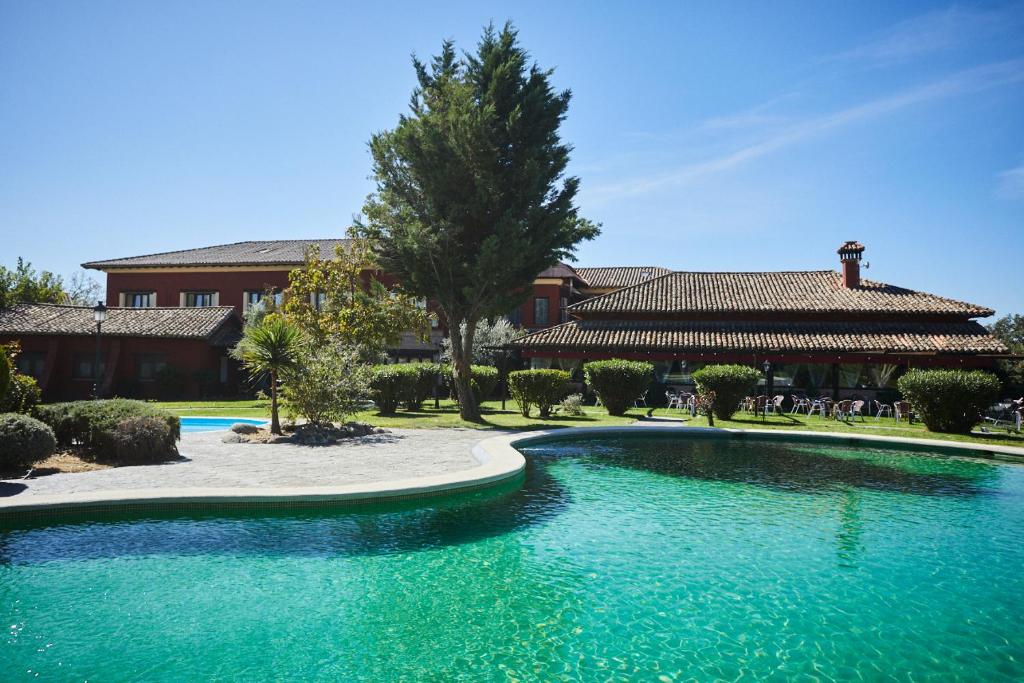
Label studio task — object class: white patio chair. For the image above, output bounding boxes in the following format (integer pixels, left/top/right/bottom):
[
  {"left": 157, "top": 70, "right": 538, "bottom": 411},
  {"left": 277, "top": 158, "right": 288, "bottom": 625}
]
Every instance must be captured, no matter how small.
[
  {"left": 635, "top": 390, "right": 648, "bottom": 408},
  {"left": 665, "top": 391, "right": 681, "bottom": 410},
  {"left": 850, "top": 400, "right": 866, "bottom": 422},
  {"left": 873, "top": 400, "right": 892, "bottom": 420}
]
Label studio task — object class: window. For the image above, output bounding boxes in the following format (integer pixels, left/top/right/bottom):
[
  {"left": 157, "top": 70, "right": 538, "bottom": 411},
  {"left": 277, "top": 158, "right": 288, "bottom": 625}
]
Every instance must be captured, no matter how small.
[
  {"left": 184, "top": 292, "right": 216, "bottom": 307},
  {"left": 122, "top": 292, "right": 155, "bottom": 308},
  {"left": 135, "top": 354, "right": 167, "bottom": 381},
  {"left": 72, "top": 354, "right": 106, "bottom": 380},
  {"left": 243, "top": 291, "right": 263, "bottom": 312},
  {"left": 533, "top": 297, "right": 549, "bottom": 326},
  {"left": 559, "top": 296, "right": 569, "bottom": 323},
  {"left": 15, "top": 352, "right": 45, "bottom": 378},
  {"left": 507, "top": 307, "right": 522, "bottom": 327}
]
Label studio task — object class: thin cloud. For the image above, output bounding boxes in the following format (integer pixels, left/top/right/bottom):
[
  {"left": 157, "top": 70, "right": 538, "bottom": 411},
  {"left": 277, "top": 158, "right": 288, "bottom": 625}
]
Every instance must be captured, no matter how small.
[
  {"left": 825, "top": 4, "right": 1018, "bottom": 66},
  {"left": 587, "top": 59, "right": 1024, "bottom": 202},
  {"left": 996, "top": 164, "right": 1024, "bottom": 199}
]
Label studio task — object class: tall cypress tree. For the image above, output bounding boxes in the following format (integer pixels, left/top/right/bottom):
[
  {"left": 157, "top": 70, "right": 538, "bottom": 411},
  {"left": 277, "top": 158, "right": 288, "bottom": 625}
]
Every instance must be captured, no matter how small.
[{"left": 360, "top": 22, "right": 598, "bottom": 420}]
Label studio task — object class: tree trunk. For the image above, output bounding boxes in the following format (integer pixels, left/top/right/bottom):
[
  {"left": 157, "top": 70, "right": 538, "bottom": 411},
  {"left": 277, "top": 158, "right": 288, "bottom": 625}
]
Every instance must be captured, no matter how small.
[
  {"left": 270, "top": 369, "right": 281, "bottom": 434},
  {"left": 450, "top": 318, "right": 481, "bottom": 422}
]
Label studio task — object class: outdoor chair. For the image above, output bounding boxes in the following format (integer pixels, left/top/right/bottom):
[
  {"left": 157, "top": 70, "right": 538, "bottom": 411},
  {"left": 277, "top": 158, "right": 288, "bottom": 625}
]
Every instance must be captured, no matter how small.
[
  {"left": 894, "top": 401, "right": 913, "bottom": 423},
  {"left": 754, "top": 395, "right": 768, "bottom": 416},
  {"left": 873, "top": 400, "right": 892, "bottom": 420},
  {"left": 771, "top": 395, "right": 785, "bottom": 414},
  {"left": 832, "top": 399, "right": 853, "bottom": 420},
  {"left": 665, "top": 391, "right": 682, "bottom": 410},
  {"left": 790, "top": 396, "right": 810, "bottom": 414},
  {"left": 811, "top": 398, "right": 832, "bottom": 418},
  {"left": 850, "top": 400, "right": 866, "bottom": 421},
  {"left": 634, "top": 390, "right": 648, "bottom": 408}
]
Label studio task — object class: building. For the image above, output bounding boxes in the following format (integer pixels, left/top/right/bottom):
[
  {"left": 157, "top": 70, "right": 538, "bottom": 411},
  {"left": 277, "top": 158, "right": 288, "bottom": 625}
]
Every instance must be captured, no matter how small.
[
  {"left": 0, "top": 303, "right": 241, "bottom": 401},
  {"left": 511, "top": 242, "right": 1010, "bottom": 400}
]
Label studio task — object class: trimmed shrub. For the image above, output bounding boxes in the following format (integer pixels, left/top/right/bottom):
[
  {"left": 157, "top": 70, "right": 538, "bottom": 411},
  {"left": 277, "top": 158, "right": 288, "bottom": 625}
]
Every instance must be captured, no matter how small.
[
  {"left": 446, "top": 365, "right": 500, "bottom": 405},
  {"left": 897, "top": 369, "right": 1001, "bottom": 434},
  {"left": 31, "top": 399, "right": 180, "bottom": 459},
  {"left": 584, "top": 360, "right": 654, "bottom": 416},
  {"left": 110, "top": 416, "right": 179, "bottom": 464},
  {"left": 369, "top": 365, "right": 405, "bottom": 414},
  {"left": 508, "top": 369, "right": 569, "bottom": 417},
  {"left": 691, "top": 364, "right": 762, "bottom": 420},
  {"left": 404, "top": 364, "right": 442, "bottom": 411},
  {"left": 0, "top": 413, "right": 56, "bottom": 470},
  {"left": 0, "top": 373, "right": 41, "bottom": 414}
]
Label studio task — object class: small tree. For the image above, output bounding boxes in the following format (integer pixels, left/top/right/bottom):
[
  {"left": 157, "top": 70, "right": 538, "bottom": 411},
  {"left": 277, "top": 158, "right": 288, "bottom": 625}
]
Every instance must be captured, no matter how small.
[
  {"left": 230, "top": 316, "right": 303, "bottom": 434},
  {"left": 282, "top": 343, "right": 372, "bottom": 425},
  {"left": 584, "top": 360, "right": 653, "bottom": 416},
  {"left": 988, "top": 314, "right": 1024, "bottom": 391},
  {"left": 691, "top": 364, "right": 762, "bottom": 421},
  {"left": 440, "top": 318, "right": 523, "bottom": 366},
  {"left": 284, "top": 236, "right": 428, "bottom": 357},
  {"left": 359, "top": 23, "right": 599, "bottom": 421},
  {"left": 0, "top": 258, "right": 68, "bottom": 309},
  {"left": 897, "top": 369, "right": 1001, "bottom": 434}
]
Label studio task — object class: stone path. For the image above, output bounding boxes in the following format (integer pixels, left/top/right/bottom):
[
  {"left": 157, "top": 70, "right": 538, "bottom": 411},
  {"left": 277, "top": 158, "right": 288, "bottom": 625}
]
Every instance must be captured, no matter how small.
[{"left": 0, "top": 428, "right": 504, "bottom": 501}]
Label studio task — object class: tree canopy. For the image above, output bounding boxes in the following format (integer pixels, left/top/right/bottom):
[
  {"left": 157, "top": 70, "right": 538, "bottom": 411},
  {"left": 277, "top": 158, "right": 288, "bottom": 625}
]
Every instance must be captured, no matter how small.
[
  {"left": 0, "top": 258, "right": 68, "bottom": 309},
  {"left": 358, "top": 22, "right": 598, "bottom": 419},
  {"left": 988, "top": 313, "right": 1024, "bottom": 390}
]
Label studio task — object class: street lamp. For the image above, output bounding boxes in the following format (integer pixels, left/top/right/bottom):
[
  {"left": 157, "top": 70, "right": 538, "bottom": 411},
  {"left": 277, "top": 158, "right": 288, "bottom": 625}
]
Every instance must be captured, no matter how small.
[
  {"left": 762, "top": 360, "right": 772, "bottom": 424},
  {"left": 92, "top": 301, "right": 107, "bottom": 399}
]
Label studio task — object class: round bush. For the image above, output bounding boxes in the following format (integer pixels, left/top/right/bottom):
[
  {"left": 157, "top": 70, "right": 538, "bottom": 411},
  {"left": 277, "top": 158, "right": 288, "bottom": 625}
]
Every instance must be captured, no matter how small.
[
  {"left": 111, "top": 416, "right": 179, "bottom": 464},
  {"left": 369, "top": 365, "right": 405, "bottom": 414},
  {"left": 508, "top": 369, "right": 570, "bottom": 417},
  {"left": 691, "top": 364, "right": 762, "bottom": 420},
  {"left": 30, "top": 399, "right": 179, "bottom": 457},
  {"left": 0, "top": 413, "right": 56, "bottom": 470},
  {"left": 897, "top": 369, "right": 1001, "bottom": 434},
  {"left": 584, "top": 360, "right": 653, "bottom": 416},
  {"left": 446, "top": 365, "right": 500, "bottom": 405},
  {"left": 405, "top": 363, "right": 442, "bottom": 410},
  {"left": 0, "top": 373, "right": 42, "bottom": 414}
]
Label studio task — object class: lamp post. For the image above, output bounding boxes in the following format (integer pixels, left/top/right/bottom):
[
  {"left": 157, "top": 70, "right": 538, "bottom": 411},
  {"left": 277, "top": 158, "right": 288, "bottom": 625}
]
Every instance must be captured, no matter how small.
[
  {"left": 92, "top": 301, "right": 107, "bottom": 399},
  {"left": 762, "top": 360, "right": 772, "bottom": 424}
]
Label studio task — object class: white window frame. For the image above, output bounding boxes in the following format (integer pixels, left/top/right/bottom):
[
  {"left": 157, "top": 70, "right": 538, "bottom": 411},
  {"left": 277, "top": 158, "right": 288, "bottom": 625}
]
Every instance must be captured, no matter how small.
[{"left": 118, "top": 291, "right": 157, "bottom": 308}]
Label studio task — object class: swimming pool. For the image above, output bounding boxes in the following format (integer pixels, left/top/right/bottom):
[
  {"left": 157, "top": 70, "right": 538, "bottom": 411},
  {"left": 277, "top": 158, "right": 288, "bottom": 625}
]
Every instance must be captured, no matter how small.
[
  {"left": 179, "top": 417, "right": 267, "bottom": 433},
  {"left": 2, "top": 433, "right": 1021, "bottom": 679}
]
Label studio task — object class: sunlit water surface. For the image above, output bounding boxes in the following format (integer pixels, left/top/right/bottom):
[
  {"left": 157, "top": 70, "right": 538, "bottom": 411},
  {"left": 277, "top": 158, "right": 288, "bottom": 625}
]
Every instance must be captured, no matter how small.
[{"left": 2, "top": 435, "right": 1022, "bottom": 680}]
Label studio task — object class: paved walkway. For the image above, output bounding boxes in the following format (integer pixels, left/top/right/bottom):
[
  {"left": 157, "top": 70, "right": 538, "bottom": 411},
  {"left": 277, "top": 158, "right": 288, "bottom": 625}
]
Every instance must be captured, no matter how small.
[{"left": 0, "top": 428, "right": 501, "bottom": 502}]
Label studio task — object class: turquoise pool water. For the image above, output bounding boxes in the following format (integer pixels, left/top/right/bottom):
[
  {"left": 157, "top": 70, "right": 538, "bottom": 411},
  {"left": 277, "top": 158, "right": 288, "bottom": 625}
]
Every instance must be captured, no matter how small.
[
  {"left": 2, "top": 434, "right": 1022, "bottom": 680},
  {"left": 179, "top": 417, "right": 266, "bottom": 433}
]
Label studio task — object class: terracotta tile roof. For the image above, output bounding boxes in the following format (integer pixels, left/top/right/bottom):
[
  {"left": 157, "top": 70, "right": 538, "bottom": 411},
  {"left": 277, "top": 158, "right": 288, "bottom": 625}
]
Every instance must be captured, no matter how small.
[
  {"left": 536, "top": 262, "right": 587, "bottom": 283},
  {"left": 570, "top": 271, "right": 993, "bottom": 318},
  {"left": 576, "top": 266, "right": 670, "bottom": 290},
  {"left": 0, "top": 303, "right": 239, "bottom": 341},
  {"left": 83, "top": 239, "right": 351, "bottom": 270},
  {"left": 511, "top": 319, "right": 1008, "bottom": 355}
]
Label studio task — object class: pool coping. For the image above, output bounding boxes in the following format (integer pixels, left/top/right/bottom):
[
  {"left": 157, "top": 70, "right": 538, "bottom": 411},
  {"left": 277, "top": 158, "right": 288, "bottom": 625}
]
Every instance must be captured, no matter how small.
[
  {"left": 506, "top": 425, "right": 1024, "bottom": 462},
  {"left": 0, "top": 432, "right": 526, "bottom": 516}
]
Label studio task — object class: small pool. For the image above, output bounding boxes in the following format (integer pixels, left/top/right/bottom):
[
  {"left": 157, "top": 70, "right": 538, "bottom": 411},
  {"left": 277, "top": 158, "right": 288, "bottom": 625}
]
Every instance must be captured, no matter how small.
[
  {"left": 2, "top": 433, "right": 1022, "bottom": 679},
  {"left": 179, "top": 417, "right": 267, "bottom": 433}
]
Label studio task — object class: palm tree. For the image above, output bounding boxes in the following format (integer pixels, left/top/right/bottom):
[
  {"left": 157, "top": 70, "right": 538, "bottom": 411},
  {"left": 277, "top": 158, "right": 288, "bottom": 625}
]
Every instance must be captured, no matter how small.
[{"left": 230, "top": 316, "right": 303, "bottom": 434}]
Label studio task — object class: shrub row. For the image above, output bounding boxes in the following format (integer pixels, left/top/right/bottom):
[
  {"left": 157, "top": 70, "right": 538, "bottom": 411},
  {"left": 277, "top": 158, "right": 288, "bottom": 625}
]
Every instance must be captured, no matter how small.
[
  {"left": 897, "top": 369, "right": 1001, "bottom": 434},
  {"left": 33, "top": 399, "right": 180, "bottom": 463},
  {"left": 0, "top": 413, "right": 56, "bottom": 470},
  {"left": 508, "top": 369, "right": 569, "bottom": 417},
  {"left": 369, "top": 364, "right": 444, "bottom": 414}
]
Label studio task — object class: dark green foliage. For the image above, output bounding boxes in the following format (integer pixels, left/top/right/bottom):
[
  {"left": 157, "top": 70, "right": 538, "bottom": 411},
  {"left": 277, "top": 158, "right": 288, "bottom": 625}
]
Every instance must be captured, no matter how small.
[
  {"left": 359, "top": 23, "right": 599, "bottom": 420},
  {"left": 405, "top": 364, "right": 443, "bottom": 410},
  {"left": 154, "top": 365, "right": 187, "bottom": 400},
  {"left": 897, "top": 369, "right": 1001, "bottom": 434},
  {"left": 0, "top": 373, "right": 41, "bottom": 414},
  {"left": 691, "top": 364, "right": 762, "bottom": 420},
  {"left": 0, "top": 258, "right": 68, "bottom": 309},
  {"left": 369, "top": 365, "right": 406, "bottom": 414},
  {"left": 445, "top": 365, "right": 500, "bottom": 405},
  {"left": 110, "top": 416, "right": 179, "bottom": 464},
  {"left": 508, "top": 369, "right": 569, "bottom": 417},
  {"left": 584, "top": 360, "right": 653, "bottom": 416},
  {"left": 988, "top": 314, "right": 1024, "bottom": 391},
  {"left": 0, "top": 413, "right": 56, "bottom": 469},
  {"left": 0, "top": 350, "right": 10, "bottom": 402},
  {"left": 31, "top": 399, "right": 180, "bottom": 459}
]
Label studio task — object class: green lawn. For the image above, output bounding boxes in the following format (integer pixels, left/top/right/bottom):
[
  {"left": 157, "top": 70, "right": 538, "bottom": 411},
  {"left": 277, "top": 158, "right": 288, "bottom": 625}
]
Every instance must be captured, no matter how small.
[{"left": 152, "top": 399, "right": 1024, "bottom": 447}]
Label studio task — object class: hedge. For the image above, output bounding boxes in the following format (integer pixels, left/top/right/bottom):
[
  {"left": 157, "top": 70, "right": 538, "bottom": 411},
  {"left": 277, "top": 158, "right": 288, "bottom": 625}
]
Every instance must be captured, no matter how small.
[
  {"left": 32, "top": 399, "right": 180, "bottom": 462},
  {"left": 368, "top": 363, "right": 443, "bottom": 413},
  {"left": 897, "top": 369, "right": 1001, "bottom": 434},
  {"left": 584, "top": 360, "right": 653, "bottom": 416},
  {"left": 691, "top": 364, "right": 762, "bottom": 420},
  {"left": 0, "top": 373, "right": 41, "bottom": 414},
  {"left": 508, "top": 369, "right": 570, "bottom": 417},
  {"left": 0, "top": 413, "right": 56, "bottom": 470},
  {"left": 0, "top": 351, "right": 10, "bottom": 401},
  {"left": 446, "top": 365, "right": 500, "bottom": 405},
  {"left": 110, "top": 416, "right": 179, "bottom": 464}
]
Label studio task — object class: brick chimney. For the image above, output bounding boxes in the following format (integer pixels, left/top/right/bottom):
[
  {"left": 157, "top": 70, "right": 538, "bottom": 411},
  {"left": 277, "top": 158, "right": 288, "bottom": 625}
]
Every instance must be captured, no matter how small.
[{"left": 837, "top": 241, "right": 865, "bottom": 288}]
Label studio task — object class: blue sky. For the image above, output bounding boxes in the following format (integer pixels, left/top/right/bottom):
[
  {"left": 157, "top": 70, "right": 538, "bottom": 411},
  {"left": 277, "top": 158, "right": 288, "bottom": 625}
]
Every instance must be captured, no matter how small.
[{"left": 1, "top": 1, "right": 1022, "bottom": 316}]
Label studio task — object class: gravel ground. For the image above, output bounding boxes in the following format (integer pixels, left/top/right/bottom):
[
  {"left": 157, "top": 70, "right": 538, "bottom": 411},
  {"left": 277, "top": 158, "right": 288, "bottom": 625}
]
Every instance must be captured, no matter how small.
[{"left": 0, "top": 428, "right": 501, "bottom": 500}]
